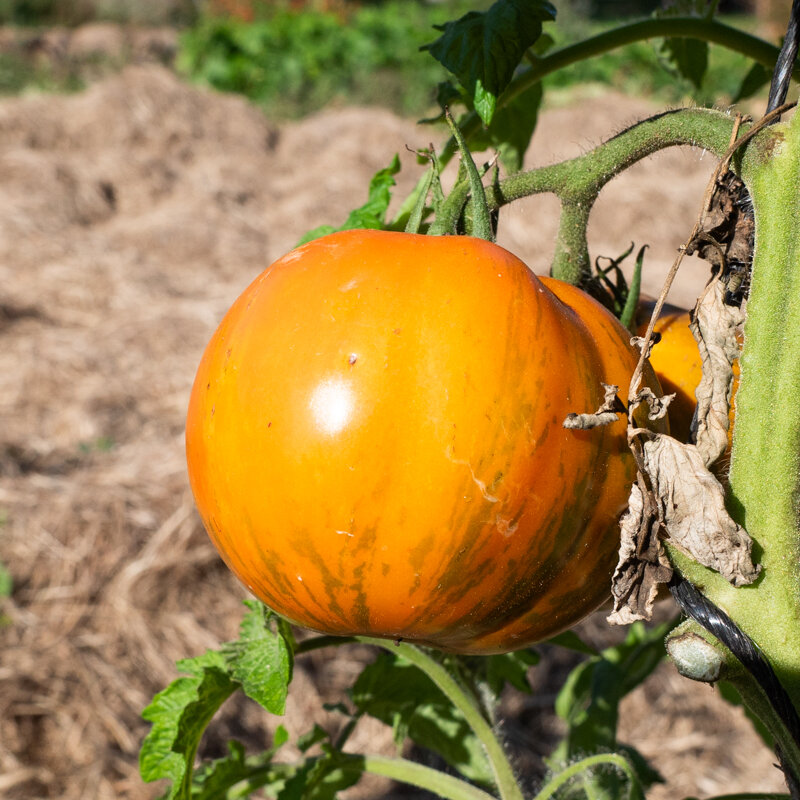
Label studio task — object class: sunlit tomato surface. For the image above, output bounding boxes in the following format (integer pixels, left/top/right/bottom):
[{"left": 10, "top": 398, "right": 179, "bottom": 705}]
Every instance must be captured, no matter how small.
[
  {"left": 186, "top": 230, "right": 665, "bottom": 653},
  {"left": 638, "top": 309, "right": 739, "bottom": 444}
]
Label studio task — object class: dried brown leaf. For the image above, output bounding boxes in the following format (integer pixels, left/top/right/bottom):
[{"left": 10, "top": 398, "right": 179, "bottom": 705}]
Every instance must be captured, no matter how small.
[
  {"left": 691, "top": 280, "right": 744, "bottom": 465},
  {"left": 642, "top": 435, "right": 760, "bottom": 586},
  {"left": 686, "top": 171, "right": 754, "bottom": 273},
  {"left": 607, "top": 478, "right": 672, "bottom": 625},
  {"left": 563, "top": 383, "right": 625, "bottom": 430}
]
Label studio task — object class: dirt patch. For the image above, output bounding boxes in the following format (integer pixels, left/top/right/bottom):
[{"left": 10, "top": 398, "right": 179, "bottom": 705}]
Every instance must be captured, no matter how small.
[{"left": 0, "top": 64, "right": 785, "bottom": 798}]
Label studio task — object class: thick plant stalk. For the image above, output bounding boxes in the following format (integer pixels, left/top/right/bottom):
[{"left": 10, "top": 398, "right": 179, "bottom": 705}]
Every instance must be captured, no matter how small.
[
  {"left": 666, "top": 110, "right": 800, "bottom": 779},
  {"left": 357, "top": 638, "right": 524, "bottom": 800}
]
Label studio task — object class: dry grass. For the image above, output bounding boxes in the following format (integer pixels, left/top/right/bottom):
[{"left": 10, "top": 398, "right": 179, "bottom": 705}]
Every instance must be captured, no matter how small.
[{"left": 0, "top": 64, "right": 786, "bottom": 798}]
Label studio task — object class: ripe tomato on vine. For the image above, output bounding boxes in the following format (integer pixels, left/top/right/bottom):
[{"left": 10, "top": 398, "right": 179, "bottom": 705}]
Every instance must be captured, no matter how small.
[{"left": 186, "top": 229, "right": 667, "bottom": 653}]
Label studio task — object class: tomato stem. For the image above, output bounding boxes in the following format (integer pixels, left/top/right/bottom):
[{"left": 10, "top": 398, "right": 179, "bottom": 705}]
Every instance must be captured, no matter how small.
[
  {"left": 356, "top": 637, "right": 524, "bottom": 800},
  {"left": 530, "top": 753, "right": 643, "bottom": 800},
  {"left": 664, "top": 110, "right": 800, "bottom": 788},
  {"left": 486, "top": 108, "right": 743, "bottom": 286},
  {"left": 357, "top": 754, "right": 500, "bottom": 800}
]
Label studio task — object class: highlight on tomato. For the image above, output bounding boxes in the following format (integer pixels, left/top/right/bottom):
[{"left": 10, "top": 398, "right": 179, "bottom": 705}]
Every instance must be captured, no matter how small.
[{"left": 185, "top": 230, "right": 667, "bottom": 654}]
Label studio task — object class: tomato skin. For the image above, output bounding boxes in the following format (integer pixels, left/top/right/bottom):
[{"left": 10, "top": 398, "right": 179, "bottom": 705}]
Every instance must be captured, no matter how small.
[
  {"left": 638, "top": 309, "right": 739, "bottom": 444},
  {"left": 186, "top": 230, "right": 665, "bottom": 653}
]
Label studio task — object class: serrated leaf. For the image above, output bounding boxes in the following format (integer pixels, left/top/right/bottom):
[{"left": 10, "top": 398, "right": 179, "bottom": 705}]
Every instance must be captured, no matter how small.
[
  {"left": 659, "top": 36, "right": 708, "bottom": 89},
  {"left": 222, "top": 601, "right": 292, "bottom": 715},
  {"left": 140, "top": 650, "right": 238, "bottom": 798},
  {"left": 422, "top": 0, "right": 555, "bottom": 125},
  {"left": 297, "top": 155, "right": 401, "bottom": 245},
  {"left": 351, "top": 652, "right": 493, "bottom": 787}
]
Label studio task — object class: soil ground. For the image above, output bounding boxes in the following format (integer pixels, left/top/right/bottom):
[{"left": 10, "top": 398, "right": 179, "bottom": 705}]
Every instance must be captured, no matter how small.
[{"left": 0, "top": 61, "right": 788, "bottom": 798}]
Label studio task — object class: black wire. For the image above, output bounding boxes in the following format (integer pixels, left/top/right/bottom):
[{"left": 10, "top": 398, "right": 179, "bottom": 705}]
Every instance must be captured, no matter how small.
[
  {"left": 669, "top": 575, "right": 800, "bottom": 750},
  {"left": 766, "top": 0, "right": 800, "bottom": 116}
]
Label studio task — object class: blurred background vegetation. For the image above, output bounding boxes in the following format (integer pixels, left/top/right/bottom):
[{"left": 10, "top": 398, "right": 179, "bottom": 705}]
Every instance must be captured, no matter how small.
[{"left": 0, "top": 0, "right": 783, "bottom": 117}]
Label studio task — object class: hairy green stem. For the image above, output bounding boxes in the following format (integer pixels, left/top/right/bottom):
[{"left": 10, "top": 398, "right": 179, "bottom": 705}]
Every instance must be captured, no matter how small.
[
  {"left": 663, "top": 113, "right": 800, "bottom": 786},
  {"left": 485, "top": 107, "right": 739, "bottom": 284},
  {"left": 532, "top": 753, "right": 641, "bottom": 800},
  {"left": 358, "top": 754, "right": 499, "bottom": 800},
  {"left": 672, "top": 113, "right": 800, "bottom": 700},
  {"left": 356, "top": 637, "right": 524, "bottom": 800},
  {"left": 666, "top": 616, "right": 800, "bottom": 784}
]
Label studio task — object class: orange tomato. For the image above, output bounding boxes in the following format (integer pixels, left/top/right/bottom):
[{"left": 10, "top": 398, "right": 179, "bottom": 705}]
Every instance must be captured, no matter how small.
[
  {"left": 638, "top": 308, "right": 739, "bottom": 445},
  {"left": 186, "top": 230, "right": 665, "bottom": 653}
]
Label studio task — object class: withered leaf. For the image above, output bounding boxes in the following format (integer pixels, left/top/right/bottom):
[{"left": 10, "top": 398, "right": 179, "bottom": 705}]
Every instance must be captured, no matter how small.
[
  {"left": 607, "top": 478, "right": 672, "bottom": 625},
  {"left": 563, "top": 383, "right": 624, "bottom": 430},
  {"left": 609, "top": 433, "right": 760, "bottom": 625},
  {"left": 691, "top": 280, "right": 744, "bottom": 466},
  {"left": 641, "top": 435, "right": 760, "bottom": 586},
  {"left": 686, "top": 171, "right": 754, "bottom": 273}
]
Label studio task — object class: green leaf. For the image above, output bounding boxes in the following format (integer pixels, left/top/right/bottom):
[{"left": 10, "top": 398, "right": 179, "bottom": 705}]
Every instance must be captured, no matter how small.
[
  {"left": 546, "top": 630, "right": 599, "bottom": 657},
  {"left": 191, "top": 732, "right": 290, "bottom": 800},
  {"left": 468, "top": 82, "right": 543, "bottom": 172},
  {"left": 456, "top": 649, "right": 539, "bottom": 700},
  {"left": 654, "top": 0, "right": 716, "bottom": 90},
  {"left": 548, "top": 621, "right": 674, "bottom": 797},
  {"left": 660, "top": 36, "right": 708, "bottom": 89},
  {"left": 278, "top": 745, "right": 361, "bottom": 800},
  {"left": 422, "top": 0, "right": 555, "bottom": 125},
  {"left": 140, "top": 650, "right": 238, "bottom": 799},
  {"left": 141, "top": 603, "right": 295, "bottom": 799},
  {"left": 734, "top": 61, "right": 771, "bottom": 102},
  {"left": 351, "top": 651, "right": 494, "bottom": 787},
  {"left": 222, "top": 601, "right": 293, "bottom": 715},
  {"left": 297, "top": 155, "right": 401, "bottom": 245}
]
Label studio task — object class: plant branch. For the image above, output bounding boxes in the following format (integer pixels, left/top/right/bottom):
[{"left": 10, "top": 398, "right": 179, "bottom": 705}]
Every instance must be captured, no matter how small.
[
  {"left": 441, "top": 17, "right": 791, "bottom": 164},
  {"left": 356, "top": 637, "right": 524, "bottom": 800},
  {"left": 531, "top": 753, "right": 642, "bottom": 800},
  {"left": 357, "top": 754, "right": 500, "bottom": 800},
  {"left": 485, "top": 107, "right": 746, "bottom": 284}
]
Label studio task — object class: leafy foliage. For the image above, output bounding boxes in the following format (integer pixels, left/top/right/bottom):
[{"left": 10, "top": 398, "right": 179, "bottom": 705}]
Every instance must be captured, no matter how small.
[
  {"left": 352, "top": 650, "right": 495, "bottom": 786},
  {"left": 546, "top": 621, "right": 676, "bottom": 798},
  {"left": 140, "top": 602, "right": 293, "bottom": 799},
  {"left": 178, "top": 1, "right": 492, "bottom": 118},
  {"left": 422, "top": 0, "right": 555, "bottom": 124}
]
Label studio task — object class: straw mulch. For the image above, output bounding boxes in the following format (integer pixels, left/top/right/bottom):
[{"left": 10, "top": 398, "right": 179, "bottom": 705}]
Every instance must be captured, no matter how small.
[{"left": 0, "top": 64, "right": 786, "bottom": 798}]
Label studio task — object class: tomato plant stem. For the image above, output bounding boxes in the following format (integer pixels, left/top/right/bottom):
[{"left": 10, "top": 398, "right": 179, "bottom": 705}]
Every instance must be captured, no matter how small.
[
  {"left": 486, "top": 108, "right": 740, "bottom": 285},
  {"left": 531, "top": 753, "right": 642, "bottom": 800},
  {"left": 358, "top": 754, "right": 500, "bottom": 800},
  {"left": 356, "top": 638, "right": 524, "bottom": 800},
  {"left": 665, "top": 110, "right": 800, "bottom": 784}
]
